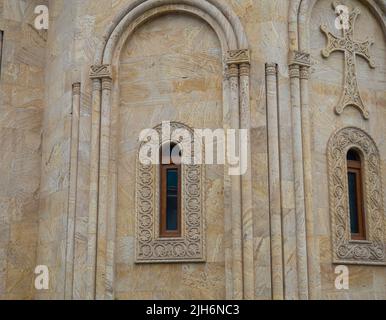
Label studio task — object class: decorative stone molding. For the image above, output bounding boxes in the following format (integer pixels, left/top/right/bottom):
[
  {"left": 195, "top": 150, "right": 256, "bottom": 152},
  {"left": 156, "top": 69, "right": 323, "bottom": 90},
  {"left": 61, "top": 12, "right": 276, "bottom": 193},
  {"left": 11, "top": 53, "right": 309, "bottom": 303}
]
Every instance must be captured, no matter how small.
[
  {"left": 265, "top": 63, "right": 278, "bottom": 76},
  {"left": 72, "top": 82, "right": 81, "bottom": 96},
  {"left": 226, "top": 63, "right": 239, "bottom": 79},
  {"left": 321, "top": 4, "right": 375, "bottom": 120},
  {"left": 289, "top": 50, "right": 311, "bottom": 67},
  {"left": 289, "top": 64, "right": 300, "bottom": 79},
  {"left": 328, "top": 127, "right": 385, "bottom": 265},
  {"left": 226, "top": 49, "right": 250, "bottom": 65},
  {"left": 90, "top": 64, "right": 112, "bottom": 80},
  {"left": 300, "top": 66, "right": 310, "bottom": 80},
  {"left": 101, "top": 77, "right": 112, "bottom": 90},
  {"left": 239, "top": 63, "right": 250, "bottom": 77},
  {"left": 135, "top": 122, "right": 205, "bottom": 263}
]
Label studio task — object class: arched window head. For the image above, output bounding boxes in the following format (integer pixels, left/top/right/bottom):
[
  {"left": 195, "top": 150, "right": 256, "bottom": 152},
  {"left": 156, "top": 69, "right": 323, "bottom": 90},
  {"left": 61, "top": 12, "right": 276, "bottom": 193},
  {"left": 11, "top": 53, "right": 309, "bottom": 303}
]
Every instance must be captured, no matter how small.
[
  {"left": 346, "top": 148, "right": 366, "bottom": 240},
  {"left": 160, "top": 142, "right": 182, "bottom": 238},
  {"left": 328, "top": 127, "right": 384, "bottom": 265},
  {"left": 160, "top": 142, "right": 182, "bottom": 165}
]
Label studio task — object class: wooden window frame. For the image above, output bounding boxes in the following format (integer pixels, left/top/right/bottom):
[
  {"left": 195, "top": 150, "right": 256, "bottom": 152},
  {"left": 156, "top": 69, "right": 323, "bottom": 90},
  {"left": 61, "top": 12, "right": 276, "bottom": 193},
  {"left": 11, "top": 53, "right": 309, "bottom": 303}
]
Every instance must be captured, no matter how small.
[
  {"left": 347, "top": 157, "right": 366, "bottom": 241},
  {"left": 160, "top": 146, "right": 182, "bottom": 238}
]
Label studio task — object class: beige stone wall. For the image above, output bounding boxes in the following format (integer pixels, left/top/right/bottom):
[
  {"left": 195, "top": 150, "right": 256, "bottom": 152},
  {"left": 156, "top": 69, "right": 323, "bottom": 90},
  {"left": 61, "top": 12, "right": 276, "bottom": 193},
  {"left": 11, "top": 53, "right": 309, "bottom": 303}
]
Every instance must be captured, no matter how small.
[
  {"left": 115, "top": 13, "right": 225, "bottom": 299},
  {"left": 0, "top": 0, "right": 384, "bottom": 300},
  {"left": 309, "top": 0, "right": 386, "bottom": 299},
  {"left": 0, "top": 0, "right": 47, "bottom": 299},
  {"left": 35, "top": 0, "right": 77, "bottom": 300}
]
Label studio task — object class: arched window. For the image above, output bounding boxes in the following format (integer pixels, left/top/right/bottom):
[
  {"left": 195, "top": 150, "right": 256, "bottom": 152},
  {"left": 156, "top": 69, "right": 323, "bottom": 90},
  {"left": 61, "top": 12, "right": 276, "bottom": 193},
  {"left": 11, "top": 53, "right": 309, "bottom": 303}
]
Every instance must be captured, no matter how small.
[
  {"left": 160, "top": 142, "right": 182, "bottom": 238},
  {"left": 136, "top": 122, "right": 204, "bottom": 263},
  {"left": 328, "top": 127, "right": 385, "bottom": 265},
  {"left": 346, "top": 149, "right": 366, "bottom": 240}
]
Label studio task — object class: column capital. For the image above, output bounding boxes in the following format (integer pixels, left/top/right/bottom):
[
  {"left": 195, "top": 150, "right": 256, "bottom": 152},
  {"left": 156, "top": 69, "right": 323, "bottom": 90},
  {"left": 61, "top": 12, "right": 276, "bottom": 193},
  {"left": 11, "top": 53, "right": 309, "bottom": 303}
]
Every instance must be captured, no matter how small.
[
  {"left": 265, "top": 63, "right": 278, "bottom": 76},
  {"left": 289, "top": 64, "right": 300, "bottom": 79},
  {"left": 90, "top": 64, "right": 112, "bottom": 80},
  {"left": 72, "top": 82, "right": 81, "bottom": 95},
  {"left": 239, "top": 63, "right": 250, "bottom": 77},
  {"left": 300, "top": 66, "right": 310, "bottom": 80},
  {"left": 226, "top": 63, "right": 239, "bottom": 78},
  {"left": 289, "top": 50, "right": 311, "bottom": 68},
  {"left": 226, "top": 49, "right": 250, "bottom": 66}
]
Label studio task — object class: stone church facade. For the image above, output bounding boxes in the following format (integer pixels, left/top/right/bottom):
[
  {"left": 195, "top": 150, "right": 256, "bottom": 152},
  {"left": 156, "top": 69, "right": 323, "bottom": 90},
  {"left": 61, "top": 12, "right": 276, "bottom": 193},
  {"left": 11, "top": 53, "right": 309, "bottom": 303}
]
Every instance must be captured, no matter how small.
[{"left": 0, "top": 0, "right": 385, "bottom": 300}]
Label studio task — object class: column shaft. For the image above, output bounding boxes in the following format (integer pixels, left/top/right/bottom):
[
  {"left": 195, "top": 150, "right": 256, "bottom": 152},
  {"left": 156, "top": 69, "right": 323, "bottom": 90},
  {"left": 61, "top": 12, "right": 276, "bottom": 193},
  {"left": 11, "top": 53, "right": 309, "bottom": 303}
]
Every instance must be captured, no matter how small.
[{"left": 266, "top": 64, "right": 284, "bottom": 300}]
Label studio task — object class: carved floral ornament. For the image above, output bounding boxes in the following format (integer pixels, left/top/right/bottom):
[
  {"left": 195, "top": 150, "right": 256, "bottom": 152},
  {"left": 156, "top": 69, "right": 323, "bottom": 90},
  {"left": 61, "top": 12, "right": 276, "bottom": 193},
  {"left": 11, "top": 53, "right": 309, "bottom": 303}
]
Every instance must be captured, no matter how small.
[
  {"left": 135, "top": 122, "right": 205, "bottom": 263},
  {"left": 328, "top": 127, "right": 385, "bottom": 265}
]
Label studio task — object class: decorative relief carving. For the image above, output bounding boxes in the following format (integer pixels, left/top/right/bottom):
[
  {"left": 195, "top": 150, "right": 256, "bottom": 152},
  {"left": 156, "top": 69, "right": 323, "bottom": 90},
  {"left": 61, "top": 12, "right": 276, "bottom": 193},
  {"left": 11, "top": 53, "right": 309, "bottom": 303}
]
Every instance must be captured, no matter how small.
[
  {"left": 226, "top": 49, "right": 250, "bottom": 65},
  {"left": 135, "top": 122, "right": 205, "bottom": 263},
  {"left": 239, "top": 63, "right": 250, "bottom": 77},
  {"left": 226, "top": 63, "right": 239, "bottom": 79},
  {"left": 321, "top": 3, "right": 375, "bottom": 119},
  {"left": 265, "top": 63, "right": 278, "bottom": 76},
  {"left": 90, "top": 64, "right": 112, "bottom": 80},
  {"left": 289, "top": 64, "right": 300, "bottom": 79},
  {"left": 328, "top": 127, "right": 385, "bottom": 265},
  {"left": 300, "top": 66, "right": 310, "bottom": 80},
  {"left": 289, "top": 50, "right": 311, "bottom": 67},
  {"left": 72, "top": 82, "right": 81, "bottom": 96}
]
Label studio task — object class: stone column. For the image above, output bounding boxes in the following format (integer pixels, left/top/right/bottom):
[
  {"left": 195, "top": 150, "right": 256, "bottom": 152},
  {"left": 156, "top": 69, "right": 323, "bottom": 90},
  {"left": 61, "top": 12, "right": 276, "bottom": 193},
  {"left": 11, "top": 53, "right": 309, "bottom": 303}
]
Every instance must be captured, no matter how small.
[
  {"left": 87, "top": 64, "right": 112, "bottom": 300},
  {"left": 288, "top": 51, "right": 309, "bottom": 300},
  {"left": 226, "top": 49, "right": 254, "bottom": 300},
  {"left": 96, "top": 76, "right": 113, "bottom": 300},
  {"left": 265, "top": 63, "right": 284, "bottom": 300},
  {"left": 300, "top": 64, "right": 321, "bottom": 300},
  {"left": 239, "top": 61, "right": 255, "bottom": 301},
  {"left": 225, "top": 61, "right": 243, "bottom": 300},
  {"left": 65, "top": 82, "right": 81, "bottom": 300}
]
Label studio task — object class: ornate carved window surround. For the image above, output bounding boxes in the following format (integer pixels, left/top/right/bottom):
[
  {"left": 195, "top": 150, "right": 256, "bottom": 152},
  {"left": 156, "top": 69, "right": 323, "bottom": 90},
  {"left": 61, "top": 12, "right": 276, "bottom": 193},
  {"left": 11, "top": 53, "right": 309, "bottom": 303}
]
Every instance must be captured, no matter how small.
[
  {"left": 328, "top": 127, "right": 385, "bottom": 265},
  {"left": 135, "top": 123, "right": 205, "bottom": 263}
]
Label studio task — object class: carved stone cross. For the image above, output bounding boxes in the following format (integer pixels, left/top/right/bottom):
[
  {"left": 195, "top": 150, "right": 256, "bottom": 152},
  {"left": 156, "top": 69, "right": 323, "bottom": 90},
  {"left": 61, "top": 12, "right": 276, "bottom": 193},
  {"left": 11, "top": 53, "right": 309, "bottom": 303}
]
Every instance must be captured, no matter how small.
[{"left": 321, "top": 3, "right": 375, "bottom": 119}]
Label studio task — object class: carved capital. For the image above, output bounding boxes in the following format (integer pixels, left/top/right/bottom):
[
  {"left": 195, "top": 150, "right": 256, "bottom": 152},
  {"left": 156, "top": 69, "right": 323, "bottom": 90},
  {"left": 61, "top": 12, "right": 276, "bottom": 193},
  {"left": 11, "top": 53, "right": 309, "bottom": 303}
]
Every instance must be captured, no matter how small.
[
  {"left": 300, "top": 66, "right": 310, "bottom": 80},
  {"left": 239, "top": 63, "right": 250, "bottom": 77},
  {"left": 289, "top": 64, "right": 300, "bottom": 79},
  {"left": 226, "top": 63, "right": 239, "bottom": 79},
  {"left": 90, "top": 64, "right": 112, "bottom": 80},
  {"left": 265, "top": 63, "right": 278, "bottom": 76},
  {"left": 72, "top": 82, "right": 81, "bottom": 96},
  {"left": 226, "top": 49, "right": 250, "bottom": 66},
  {"left": 289, "top": 50, "right": 311, "bottom": 68}
]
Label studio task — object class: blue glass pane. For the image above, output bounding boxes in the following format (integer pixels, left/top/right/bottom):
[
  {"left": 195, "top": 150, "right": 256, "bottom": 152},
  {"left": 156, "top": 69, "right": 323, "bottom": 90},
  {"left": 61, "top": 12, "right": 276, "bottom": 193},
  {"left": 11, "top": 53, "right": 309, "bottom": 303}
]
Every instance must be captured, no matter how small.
[
  {"left": 348, "top": 172, "right": 359, "bottom": 234},
  {"left": 166, "top": 169, "right": 179, "bottom": 231}
]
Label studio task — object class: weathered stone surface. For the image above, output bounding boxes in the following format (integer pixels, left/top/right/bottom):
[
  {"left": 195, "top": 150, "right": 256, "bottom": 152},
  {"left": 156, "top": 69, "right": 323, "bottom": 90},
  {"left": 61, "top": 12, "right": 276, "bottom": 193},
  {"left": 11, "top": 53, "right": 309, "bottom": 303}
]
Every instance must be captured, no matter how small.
[{"left": 0, "top": 0, "right": 384, "bottom": 300}]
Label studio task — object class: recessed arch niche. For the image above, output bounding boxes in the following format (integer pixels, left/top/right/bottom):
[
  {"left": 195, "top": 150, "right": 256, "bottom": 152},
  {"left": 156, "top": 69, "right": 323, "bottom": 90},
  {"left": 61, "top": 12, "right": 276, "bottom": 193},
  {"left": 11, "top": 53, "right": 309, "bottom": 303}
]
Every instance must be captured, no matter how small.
[{"left": 87, "top": 0, "right": 253, "bottom": 300}]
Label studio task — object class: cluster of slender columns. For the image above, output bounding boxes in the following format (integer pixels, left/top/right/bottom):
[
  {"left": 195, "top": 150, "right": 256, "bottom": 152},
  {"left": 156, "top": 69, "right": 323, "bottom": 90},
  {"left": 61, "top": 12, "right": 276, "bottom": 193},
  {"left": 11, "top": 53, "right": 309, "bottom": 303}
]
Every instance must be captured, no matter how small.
[
  {"left": 225, "top": 51, "right": 254, "bottom": 300},
  {"left": 68, "top": 51, "right": 319, "bottom": 301}
]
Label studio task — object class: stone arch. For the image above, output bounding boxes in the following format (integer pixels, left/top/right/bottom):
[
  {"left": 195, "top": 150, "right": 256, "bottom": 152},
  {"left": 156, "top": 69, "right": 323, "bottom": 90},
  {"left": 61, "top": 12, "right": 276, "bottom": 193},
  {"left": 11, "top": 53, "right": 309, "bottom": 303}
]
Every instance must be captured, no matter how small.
[
  {"left": 86, "top": 0, "right": 254, "bottom": 300},
  {"left": 94, "top": 0, "right": 248, "bottom": 65}
]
